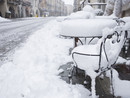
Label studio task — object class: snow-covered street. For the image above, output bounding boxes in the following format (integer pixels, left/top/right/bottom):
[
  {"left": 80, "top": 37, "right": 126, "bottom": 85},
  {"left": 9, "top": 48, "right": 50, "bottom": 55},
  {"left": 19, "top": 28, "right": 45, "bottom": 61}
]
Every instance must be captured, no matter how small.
[{"left": 0, "top": 17, "right": 54, "bottom": 64}]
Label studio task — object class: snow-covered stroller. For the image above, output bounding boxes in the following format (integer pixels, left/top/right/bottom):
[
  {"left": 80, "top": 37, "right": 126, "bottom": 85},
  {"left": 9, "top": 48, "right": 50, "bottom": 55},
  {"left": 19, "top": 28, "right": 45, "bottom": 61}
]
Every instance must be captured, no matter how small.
[{"left": 71, "top": 19, "right": 128, "bottom": 98}]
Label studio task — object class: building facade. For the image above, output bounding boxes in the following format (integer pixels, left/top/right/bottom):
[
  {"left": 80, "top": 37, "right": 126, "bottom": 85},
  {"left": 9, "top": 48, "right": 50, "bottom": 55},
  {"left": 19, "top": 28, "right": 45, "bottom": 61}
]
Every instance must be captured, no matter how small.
[
  {"left": 0, "top": 0, "right": 32, "bottom": 18},
  {"left": 0, "top": 0, "right": 8, "bottom": 17},
  {"left": 0, "top": 0, "right": 73, "bottom": 18},
  {"left": 66, "top": 4, "right": 73, "bottom": 15},
  {"left": 39, "top": 0, "right": 70, "bottom": 17},
  {"left": 28, "top": 0, "right": 40, "bottom": 17}
]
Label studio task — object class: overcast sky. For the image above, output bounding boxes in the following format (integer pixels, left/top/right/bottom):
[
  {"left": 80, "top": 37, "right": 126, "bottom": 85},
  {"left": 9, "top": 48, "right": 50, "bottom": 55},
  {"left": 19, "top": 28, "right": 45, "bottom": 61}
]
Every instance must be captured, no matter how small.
[{"left": 62, "top": 0, "right": 74, "bottom": 5}]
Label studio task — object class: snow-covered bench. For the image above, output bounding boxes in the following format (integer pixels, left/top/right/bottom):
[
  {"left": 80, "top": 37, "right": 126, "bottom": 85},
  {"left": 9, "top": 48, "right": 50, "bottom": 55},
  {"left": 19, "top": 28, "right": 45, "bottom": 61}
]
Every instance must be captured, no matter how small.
[{"left": 71, "top": 19, "right": 128, "bottom": 98}]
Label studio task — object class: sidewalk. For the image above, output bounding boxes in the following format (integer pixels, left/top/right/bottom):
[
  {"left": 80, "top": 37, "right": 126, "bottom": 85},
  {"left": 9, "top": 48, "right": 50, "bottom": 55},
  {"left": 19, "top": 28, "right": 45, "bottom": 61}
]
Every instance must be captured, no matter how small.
[
  {"left": 59, "top": 62, "right": 115, "bottom": 98},
  {"left": 59, "top": 39, "right": 130, "bottom": 98},
  {"left": 59, "top": 48, "right": 130, "bottom": 98},
  {"left": 116, "top": 39, "right": 130, "bottom": 80}
]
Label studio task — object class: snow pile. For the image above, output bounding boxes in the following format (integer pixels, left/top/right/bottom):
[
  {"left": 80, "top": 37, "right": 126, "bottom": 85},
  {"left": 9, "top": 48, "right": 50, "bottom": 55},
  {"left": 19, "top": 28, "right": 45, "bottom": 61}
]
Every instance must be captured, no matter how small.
[
  {"left": 56, "top": 16, "right": 67, "bottom": 22},
  {"left": 126, "top": 60, "right": 130, "bottom": 65},
  {"left": 66, "top": 5, "right": 95, "bottom": 20},
  {"left": 122, "top": 17, "right": 130, "bottom": 22},
  {"left": 107, "top": 56, "right": 130, "bottom": 97},
  {"left": 113, "top": 69, "right": 130, "bottom": 97},
  {"left": 67, "top": 11, "right": 95, "bottom": 19},
  {"left": 116, "top": 57, "right": 130, "bottom": 66},
  {"left": 106, "top": 69, "right": 130, "bottom": 98},
  {"left": 0, "top": 16, "right": 10, "bottom": 22},
  {"left": 83, "top": 5, "right": 94, "bottom": 12},
  {"left": 0, "top": 20, "right": 91, "bottom": 98},
  {"left": 116, "top": 57, "right": 127, "bottom": 64}
]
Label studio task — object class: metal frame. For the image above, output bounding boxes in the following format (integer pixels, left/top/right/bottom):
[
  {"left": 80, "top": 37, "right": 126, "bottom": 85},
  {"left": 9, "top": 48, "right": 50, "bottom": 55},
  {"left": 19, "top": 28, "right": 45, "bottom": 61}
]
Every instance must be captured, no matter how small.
[
  {"left": 70, "top": 31, "right": 128, "bottom": 98},
  {"left": 72, "top": 30, "right": 128, "bottom": 73},
  {"left": 72, "top": 41, "right": 103, "bottom": 73},
  {"left": 71, "top": 23, "right": 128, "bottom": 97}
]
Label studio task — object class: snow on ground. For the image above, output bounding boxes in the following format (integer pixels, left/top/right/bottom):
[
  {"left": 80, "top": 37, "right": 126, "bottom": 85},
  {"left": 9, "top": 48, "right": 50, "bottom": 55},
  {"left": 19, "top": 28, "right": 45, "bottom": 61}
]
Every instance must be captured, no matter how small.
[
  {"left": 0, "top": 20, "right": 91, "bottom": 98},
  {"left": 106, "top": 66, "right": 130, "bottom": 98},
  {"left": 0, "top": 16, "right": 10, "bottom": 22},
  {"left": 111, "top": 57, "right": 130, "bottom": 98},
  {"left": 116, "top": 57, "right": 127, "bottom": 64},
  {"left": 113, "top": 69, "right": 130, "bottom": 98},
  {"left": 0, "top": 18, "right": 130, "bottom": 98}
]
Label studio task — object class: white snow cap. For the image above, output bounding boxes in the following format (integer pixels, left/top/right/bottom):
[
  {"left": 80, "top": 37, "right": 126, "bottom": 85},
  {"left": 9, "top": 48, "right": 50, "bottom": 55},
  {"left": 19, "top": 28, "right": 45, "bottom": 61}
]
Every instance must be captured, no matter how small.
[
  {"left": 83, "top": 5, "right": 94, "bottom": 12},
  {"left": 67, "top": 11, "right": 95, "bottom": 19},
  {"left": 66, "top": 5, "right": 95, "bottom": 20}
]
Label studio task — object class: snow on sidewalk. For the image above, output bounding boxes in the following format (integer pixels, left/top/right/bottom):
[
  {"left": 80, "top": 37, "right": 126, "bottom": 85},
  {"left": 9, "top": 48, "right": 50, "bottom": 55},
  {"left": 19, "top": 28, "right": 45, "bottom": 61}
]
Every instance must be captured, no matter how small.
[
  {"left": 0, "top": 19, "right": 130, "bottom": 98},
  {"left": 0, "top": 16, "right": 10, "bottom": 22},
  {"left": 0, "top": 20, "right": 91, "bottom": 98}
]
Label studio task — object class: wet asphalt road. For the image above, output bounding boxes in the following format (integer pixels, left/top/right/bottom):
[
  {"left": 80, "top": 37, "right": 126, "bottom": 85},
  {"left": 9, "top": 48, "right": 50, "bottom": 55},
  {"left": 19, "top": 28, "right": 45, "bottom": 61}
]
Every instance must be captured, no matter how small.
[{"left": 0, "top": 17, "right": 54, "bottom": 65}]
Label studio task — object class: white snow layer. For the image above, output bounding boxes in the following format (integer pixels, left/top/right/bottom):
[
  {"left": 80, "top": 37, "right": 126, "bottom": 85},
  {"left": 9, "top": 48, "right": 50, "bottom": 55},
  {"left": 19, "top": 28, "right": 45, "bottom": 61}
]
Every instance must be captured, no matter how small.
[
  {"left": 0, "top": 19, "right": 130, "bottom": 98},
  {"left": 65, "top": 5, "right": 95, "bottom": 20},
  {"left": 83, "top": 5, "right": 95, "bottom": 13},
  {"left": 57, "top": 5, "right": 95, "bottom": 21},
  {"left": 67, "top": 11, "right": 95, "bottom": 19},
  {"left": 60, "top": 19, "right": 116, "bottom": 37},
  {"left": 109, "top": 69, "right": 130, "bottom": 98},
  {"left": 0, "top": 16, "right": 10, "bottom": 22},
  {"left": 0, "top": 20, "right": 91, "bottom": 98}
]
